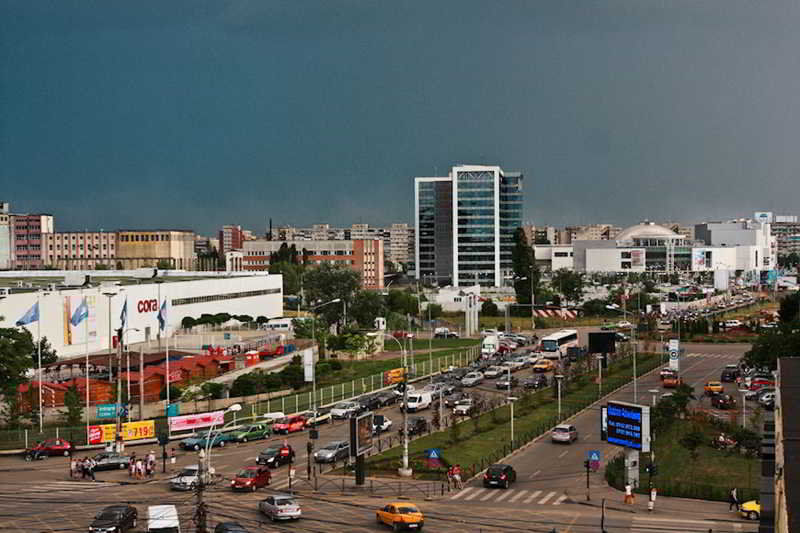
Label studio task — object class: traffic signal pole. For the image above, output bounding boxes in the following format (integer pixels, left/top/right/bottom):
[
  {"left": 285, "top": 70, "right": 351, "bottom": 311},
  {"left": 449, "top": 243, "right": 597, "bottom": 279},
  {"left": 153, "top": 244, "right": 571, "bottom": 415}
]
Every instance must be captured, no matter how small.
[{"left": 585, "top": 459, "right": 591, "bottom": 501}]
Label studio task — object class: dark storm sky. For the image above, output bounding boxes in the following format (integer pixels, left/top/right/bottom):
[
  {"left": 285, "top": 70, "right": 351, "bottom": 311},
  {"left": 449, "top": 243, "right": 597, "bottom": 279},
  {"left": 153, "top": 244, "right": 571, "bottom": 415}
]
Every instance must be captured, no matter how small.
[{"left": 2, "top": 1, "right": 799, "bottom": 235}]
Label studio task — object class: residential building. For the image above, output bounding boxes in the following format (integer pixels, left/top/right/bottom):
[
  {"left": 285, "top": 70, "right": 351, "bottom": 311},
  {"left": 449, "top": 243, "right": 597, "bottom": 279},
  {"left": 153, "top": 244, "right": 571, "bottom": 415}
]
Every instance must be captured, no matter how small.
[
  {"left": 43, "top": 232, "right": 117, "bottom": 270},
  {"left": 386, "top": 223, "right": 412, "bottom": 266},
  {"left": 116, "top": 230, "right": 196, "bottom": 270},
  {"left": 233, "top": 238, "right": 385, "bottom": 289},
  {"left": 219, "top": 225, "right": 244, "bottom": 255},
  {"left": 10, "top": 211, "right": 54, "bottom": 269},
  {"left": 415, "top": 164, "right": 523, "bottom": 287},
  {"left": 564, "top": 224, "right": 621, "bottom": 242},
  {"left": 755, "top": 212, "right": 800, "bottom": 257}
]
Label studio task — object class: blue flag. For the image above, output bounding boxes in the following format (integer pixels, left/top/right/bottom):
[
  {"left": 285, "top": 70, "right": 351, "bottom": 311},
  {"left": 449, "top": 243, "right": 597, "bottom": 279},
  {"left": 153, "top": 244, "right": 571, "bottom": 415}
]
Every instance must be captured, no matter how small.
[
  {"left": 16, "top": 302, "right": 39, "bottom": 326},
  {"left": 120, "top": 298, "right": 128, "bottom": 329},
  {"left": 158, "top": 300, "right": 167, "bottom": 332},
  {"left": 70, "top": 298, "right": 89, "bottom": 327}
]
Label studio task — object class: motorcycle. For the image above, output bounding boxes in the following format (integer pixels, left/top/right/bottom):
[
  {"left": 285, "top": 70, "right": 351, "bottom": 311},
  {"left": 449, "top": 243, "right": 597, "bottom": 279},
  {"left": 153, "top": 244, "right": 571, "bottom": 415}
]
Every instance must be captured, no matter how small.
[{"left": 710, "top": 434, "right": 738, "bottom": 451}]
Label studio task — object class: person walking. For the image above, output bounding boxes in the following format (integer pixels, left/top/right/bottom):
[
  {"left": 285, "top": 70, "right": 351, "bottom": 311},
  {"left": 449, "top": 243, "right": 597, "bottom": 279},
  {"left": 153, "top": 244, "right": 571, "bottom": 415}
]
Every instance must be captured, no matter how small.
[
  {"left": 452, "top": 464, "right": 463, "bottom": 490},
  {"left": 446, "top": 465, "right": 453, "bottom": 490},
  {"left": 624, "top": 483, "right": 635, "bottom": 504},
  {"left": 80, "top": 458, "right": 88, "bottom": 480},
  {"left": 86, "top": 457, "right": 96, "bottom": 481},
  {"left": 729, "top": 487, "right": 739, "bottom": 511},
  {"left": 69, "top": 457, "right": 78, "bottom": 479}
]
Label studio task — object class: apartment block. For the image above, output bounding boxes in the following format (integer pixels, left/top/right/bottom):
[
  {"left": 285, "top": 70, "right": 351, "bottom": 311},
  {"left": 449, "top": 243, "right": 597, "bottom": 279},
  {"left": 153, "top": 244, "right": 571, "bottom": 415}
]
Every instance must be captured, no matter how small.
[{"left": 43, "top": 232, "right": 117, "bottom": 270}]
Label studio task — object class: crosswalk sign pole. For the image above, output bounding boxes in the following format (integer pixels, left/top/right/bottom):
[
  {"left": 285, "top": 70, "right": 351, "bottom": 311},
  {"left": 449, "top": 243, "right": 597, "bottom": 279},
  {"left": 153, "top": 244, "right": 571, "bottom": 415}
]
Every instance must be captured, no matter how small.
[{"left": 584, "top": 459, "right": 591, "bottom": 501}]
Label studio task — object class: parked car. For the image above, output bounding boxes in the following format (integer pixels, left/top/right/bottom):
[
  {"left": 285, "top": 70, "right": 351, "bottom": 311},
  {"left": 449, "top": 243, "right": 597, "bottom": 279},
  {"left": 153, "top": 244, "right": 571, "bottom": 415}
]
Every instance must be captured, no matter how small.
[
  {"left": 523, "top": 375, "right": 549, "bottom": 390},
  {"left": 371, "top": 414, "right": 393, "bottom": 435},
  {"left": 215, "top": 522, "right": 250, "bottom": 533},
  {"left": 230, "top": 423, "right": 271, "bottom": 443},
  {"left": 660, "top": 367, "right": 675, "bottom": 380},
  {"left": 375, "top": 502, "right": 424, "bottom": 531},
  {"left": 398, "top": 416, "right": 428, "bottom": 436},
  {"left": 303, "top": 408, "right": 332, "bottom": 427},
  {"left": 331, "top": 401, "right": 362, "bottom": 419},
  {"left": 617, "top": 321, "right": 633, "bottom": 329},
  {"left": 375, "top": 391, "right": 399, "bottom": 406},
  {"left": 600, "top": 323, "right": 617, "bottom": 330},
  {"left": 92, "top": 451, "right": 131, "bottom": 471},
  {"left": 461, "top": 372, "right": 484, "bottom": 387},
  {"left": 495, "top": 376, "right": 518, "bottom": 389},
  {"left": 483, "top": 463, "right": 517, "bottom": 489},
  {"left": 444, "top": 392, "right": 470, "bottom": 408},
  {"left": 25, "top": 438, "right": 72, "bottom": 460},
  {"left": 739, "top": 500, "right": 761, "bottom": 521},
  {"left": 230, "top": 466, "right": 271, "bottom": 491},
  {"left": 551, "top": 424, "right": 579, "bottom": 444},
  {"left": 89, "top": 505, "right": 138, "bottom": 533},
  {"left": 711, "top": 394, "right": 737, "bottom": 410},
  {"left": 314, "top": 441, "right": 350, "bottom": 463},
  {"left": 402, "top": 392, "right": 433, "bottom": 412},
  {"left": 273, "top": 415, "right": 308, "bottom": 434},
  {"left": 358, "top": 394, "right": 383, "bottom": 412},
  {"left": 256, "top": 445, "right": 295, "bottom": 468},
  {"left": 259, "top": 494, "right": 302, "bottom": 521},
  {"left": 422, "top": 382, "right": 450, "bottom": 396},
  {"left": 615, "top": 332, "right": 630, "bottom": 342},
  {"left": 170, "top": 464, "right": 215, "bottom": 491},
  {"left": 745, "top": 387, "right": 774, "bottom": 401},
  {"left": 758, "top": 392, "right": 776, "bottom": 407},
  {"left": 720, "top": 368, "right": 739, "bottom": 383}
]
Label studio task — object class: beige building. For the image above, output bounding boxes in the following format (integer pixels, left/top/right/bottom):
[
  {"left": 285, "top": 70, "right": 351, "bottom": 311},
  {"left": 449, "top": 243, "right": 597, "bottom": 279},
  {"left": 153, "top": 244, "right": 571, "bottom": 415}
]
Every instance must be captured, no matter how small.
[
  {"left": 43, "top": 232, "right": 117, "bottom": 270},
  {"left": 116, "top": 230, "right": 196, "bottom": 270}
]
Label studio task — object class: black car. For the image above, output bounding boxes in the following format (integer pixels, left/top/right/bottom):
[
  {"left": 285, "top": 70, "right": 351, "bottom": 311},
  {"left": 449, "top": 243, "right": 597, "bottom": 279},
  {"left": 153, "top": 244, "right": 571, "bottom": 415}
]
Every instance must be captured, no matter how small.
[
  {"left": 398, "top": 417, "right": 428, "bottom": 437},
  {"left": 483, "top": 463, "right": 517, "bottom": 489},
  {"left": 92, "top": 452, "right": 131, "bottom": 471},
  {"left": 215, "top": 522, "right": 250, "bottom": 533},
  {"left": 359, "top": 394, "right": 382, "bottom": 412},
  {"left": 720, "top": 369, "right": 739, "bottom": 382},
  {"left": 89, "top": 505, "right": 138, "bottom": 533},
  {"left": 375, "top": 391, "right": 398, "bottom": 407},
  {"left": 712, "top": 394, "right": 737, "bottom": 410},
  {"left": 445, "top": 392, "right": 470, "bottom": 408},
  {"left": 523, "top": 375, "right": 548, "bottom": 390},
  {"left": 495, "top": 376, "right": 519, "bottom": 389},
  {"left": 256, "top": 445, "right": 295, "bottom": 468}
]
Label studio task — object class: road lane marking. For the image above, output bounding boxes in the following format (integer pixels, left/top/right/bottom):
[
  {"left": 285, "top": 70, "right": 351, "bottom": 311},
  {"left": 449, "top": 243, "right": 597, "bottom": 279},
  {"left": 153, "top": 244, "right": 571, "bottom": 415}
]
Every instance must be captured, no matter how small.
[
  {"left": 449, "top": 487, "right": 474, "bottom": 500},
  {"left": 509, "top": 490, "right": 528, "bottom": 503},
  {"left": 584, "top": 433, "right": 592, "bottom": 440},
  {"left": 464, "top": 488, "right": 485, "bottom": 501},
  {"left": 523, "top": 490, "right": 542, "bottom": 503},
  {"left": 538, "top": 491, "right": 556, "bottom": 504},
  {"left": 493, "top": 490, "right": 512, "bottom": 502},
  {"left": 558, "top": 450, "right": 569, "bottom": 458},
  {"left": 480, "top": 490, "right": 498, "bottom": 501},
  {"left": 528, "top": 470, "right": 540, "bottom": 479},
  {"left": 552, "top": 494, "right": 568, "bottom": 505}
]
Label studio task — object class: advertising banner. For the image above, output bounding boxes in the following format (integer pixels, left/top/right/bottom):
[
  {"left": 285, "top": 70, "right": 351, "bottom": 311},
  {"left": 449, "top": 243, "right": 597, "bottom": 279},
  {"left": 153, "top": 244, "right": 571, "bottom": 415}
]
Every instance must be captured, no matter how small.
[
  {"left": 605, "top": 401, "right": 651, "bottom": 452},
  {"left": 382, "top": 368, "right": 406, "bottom": 386},
  {"left": 350, "top": 412, "right": 374, "bottom": 457},
  {"left": 303, "top": 349, "right": 314, "bottom": 383},
  {"left": 87, "top": 420, "right": 155, "bottom": 444},
  {"left": 63, "top": 294, "right": 97, "bottom": 346},
  {"left": 692, "top": 249, "right": 707, "bottom": 270},
  {"left": 168, "top": 410, "right": 225, "bottom": 432},
  {"left": 96, "top": 404, "right": 119, "bottom": 419},
  {"left": 630, "top": 250, "right": 644, "bottom": 268}
]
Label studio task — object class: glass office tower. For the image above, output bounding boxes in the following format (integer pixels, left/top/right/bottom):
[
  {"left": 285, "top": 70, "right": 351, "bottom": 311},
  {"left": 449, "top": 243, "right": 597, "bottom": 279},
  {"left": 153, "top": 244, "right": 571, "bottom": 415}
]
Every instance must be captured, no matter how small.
[{"left": 415, "top": 165, "right": 523, "bottom": 287}]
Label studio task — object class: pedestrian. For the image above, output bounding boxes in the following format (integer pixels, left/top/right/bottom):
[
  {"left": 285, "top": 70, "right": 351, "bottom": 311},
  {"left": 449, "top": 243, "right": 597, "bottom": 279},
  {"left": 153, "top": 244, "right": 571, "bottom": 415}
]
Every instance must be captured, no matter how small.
[
  {"left": 69, "top": 457, "right": 78, "bottom": 479},
  {"left": 169, "top": 448, "right": 176, "bottom": 471},
  {"left": 729, "top": 487, "right": 739, "bottom": 511},
  {"left": 135, "top": 458, "right": 144, "bottom": 479},
  {"left": 453, "top": 464, "right": 463, "bottom": 490},
  {"left": 446, "top": 465, "right": 453, "bottom": 490},
  {"left": 147, "top": 450, "right": 156, "bottom": 477},
  {"left": 624, "top": 483, "right": 635, "bottom": 504},
  {"left": 86, "top": 457, "right": 96, "bottom": 481},
  {"left": 80, "top": 458, "right": 88, "bottom": 480},
  {"left": 129, "top": 452, "right": 136, "bottom": 477}
]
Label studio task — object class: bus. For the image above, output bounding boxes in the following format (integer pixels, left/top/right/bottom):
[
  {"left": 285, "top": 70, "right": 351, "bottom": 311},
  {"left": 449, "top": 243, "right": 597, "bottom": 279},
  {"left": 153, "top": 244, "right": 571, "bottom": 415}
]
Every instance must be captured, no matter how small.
[{"left": 539, "top": 329, "right": 579, "bottom": 360}]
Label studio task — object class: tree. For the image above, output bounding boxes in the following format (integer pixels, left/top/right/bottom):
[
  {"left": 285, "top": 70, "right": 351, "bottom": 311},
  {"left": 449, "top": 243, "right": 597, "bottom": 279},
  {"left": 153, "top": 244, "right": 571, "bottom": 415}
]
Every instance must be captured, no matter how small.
[
  {"left": 303, "top": 264, "right": 361, "bottom": 327},
  {"left": 511, "top": 228, "right": 539, "bottom": 306},
  {"left": 63, "top": 384, "right": 83, "bottom": 426},
  {"left": 160, "top": 384, "right": 181, "bottom": 401},
  {"left": 181, "top": 316, "right": 197, "bottom": 329},
  {"left": 268, "top": 261, "right": 304, "bottom": 296},
  {"left": 481, "top": 299, "right": 499, "bottom": 316},
  {"left": 678, "top": 425, "right": 705, "bottom": 463},
  {"left": 671, "top": 383, "right": 696, "bottom": 416},
  {"left": 778, "top": 292, "right": 800, "bottom": 325},
  {"left": 551, "top": 269, "right": 584, "bottom": 305},
  {"left": 350, "top": 291, "right": 387, "bottom": 328},
  {"left": 35, "top": 336, "right": 58, "bottom": 366},
  {"left": 200, "top": 382, "right": 225, "bottom": 400},
  {"left": 0, "top": 327, "right": 37, "bottom": 389},
  {"left": 386, "top": 289, "right": 420, "bottom": 317},
  {"left": 426, "top": 303, "right": 443, "bottom": 320},
  {"left": 156, "top": 259, "right": 173, "bottom": 270},
  {"left": 269, "top": 242, "right": 301, "bottom": 264}
]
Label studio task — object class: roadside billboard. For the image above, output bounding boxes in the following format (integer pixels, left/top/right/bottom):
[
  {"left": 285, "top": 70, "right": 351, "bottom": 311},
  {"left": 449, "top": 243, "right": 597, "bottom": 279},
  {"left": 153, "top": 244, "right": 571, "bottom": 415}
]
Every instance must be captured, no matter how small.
[
  {"left": 605, "top": 401, "right": 651, "bottom": 453},
  {"left": 88, "top": 420, "right": 155, "bottom": 444},
  {"left": 168, "top": 410, "right": 225, "bottom": 432},
  {"left": 382, "top": 368, "right": 406, "bottom": 385},
  {"left": 350, "top": 412, "right": 374, "bottom": 457}
]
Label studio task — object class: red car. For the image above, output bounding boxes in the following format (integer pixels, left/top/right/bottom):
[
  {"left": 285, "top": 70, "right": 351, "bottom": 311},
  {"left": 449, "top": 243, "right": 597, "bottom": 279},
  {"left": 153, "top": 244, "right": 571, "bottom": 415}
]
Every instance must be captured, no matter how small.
[
  {"left": 273, "top": 415, "right": 307, "bottom": 434},
  {"left": 26, "top": 438, "right": 73, "bottom": 460},
  {"left": 230, "top": 466, "right": 271, "bottom": 491},
  {"left": 392, "top": 331, "right": 414, "bottom": 339},
  {"left": 749, "top": 379, "right": 775, "bottom": 391}
]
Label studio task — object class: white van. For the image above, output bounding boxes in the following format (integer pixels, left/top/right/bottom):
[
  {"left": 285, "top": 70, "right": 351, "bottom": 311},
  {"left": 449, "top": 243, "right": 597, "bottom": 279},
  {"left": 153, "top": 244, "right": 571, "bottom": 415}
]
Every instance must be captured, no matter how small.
[
  {"left": 481, "top": 335, "right": 498, "bottom": 357},
  {"left": 264, "top": 318, "right": 295, "bottom": 335},
  {"left": 404, "top": 392, "right": 433, "bottom": 412},
  {"left": 148, "top": 505, "right": 180, "bottom": 533}
]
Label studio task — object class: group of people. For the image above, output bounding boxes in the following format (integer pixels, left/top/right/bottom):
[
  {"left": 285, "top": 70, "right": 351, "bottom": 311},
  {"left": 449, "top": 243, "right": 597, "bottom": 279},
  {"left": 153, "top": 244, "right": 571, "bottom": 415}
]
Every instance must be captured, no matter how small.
[
  {"left": 447, "top": 464, "right": 463, "bottom": 490},
  {"left": 128, "top": 450, "right": 158, "bottom": 479},
  {"left": 69, "top": 457, "right": 97, "bottom": 481}
]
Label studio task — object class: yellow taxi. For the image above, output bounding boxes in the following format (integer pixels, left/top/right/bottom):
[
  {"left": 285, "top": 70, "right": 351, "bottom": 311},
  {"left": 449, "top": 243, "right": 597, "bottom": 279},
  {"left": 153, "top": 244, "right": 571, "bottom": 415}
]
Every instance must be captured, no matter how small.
[
  {"left": 532, "top": 359, "right": 555, "bottom": 373},
  {"left": 704, "top": 381, "right": 724, "bottom": 395},
  {"left": 376, "top": 502, "right": 424, "bottom": 531},
  {"left": 739, "top": 500, "right": 760, "bottom": 520}
]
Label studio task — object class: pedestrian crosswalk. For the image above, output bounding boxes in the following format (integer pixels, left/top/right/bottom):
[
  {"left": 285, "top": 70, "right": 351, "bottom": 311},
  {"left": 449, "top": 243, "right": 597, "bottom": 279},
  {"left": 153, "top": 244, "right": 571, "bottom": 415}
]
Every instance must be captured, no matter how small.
[
  {"left": 0, "top": 480, "right": 120, "bottom": 495},
  {"left": 685, "top": 352, "right": 739, "bottom": 359},
  {"left": 448, "top": 487, "right": 569, "bottom": 506}
]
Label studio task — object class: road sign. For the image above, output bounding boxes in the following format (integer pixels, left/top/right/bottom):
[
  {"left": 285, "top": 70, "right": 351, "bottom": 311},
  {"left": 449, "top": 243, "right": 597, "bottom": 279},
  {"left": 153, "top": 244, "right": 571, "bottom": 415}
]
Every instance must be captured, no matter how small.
[
  {"left": 425, "top": 448, "right": 442, "bottom": 460},
  {"left": 587, "top": 450, "right": 602, "bottom": 472},
  {"left": 96, "top": 403, "right": 119, "bottom": 419},
  {"left": 668, "top": 339, "right": 680, "bottom": 371}
]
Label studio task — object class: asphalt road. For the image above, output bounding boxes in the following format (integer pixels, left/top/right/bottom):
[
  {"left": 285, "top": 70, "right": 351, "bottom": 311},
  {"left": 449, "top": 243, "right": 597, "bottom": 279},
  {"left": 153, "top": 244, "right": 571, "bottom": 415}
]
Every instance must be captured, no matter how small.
[{"left": 0, "top": 340, "right": 759, "bottom": 532}]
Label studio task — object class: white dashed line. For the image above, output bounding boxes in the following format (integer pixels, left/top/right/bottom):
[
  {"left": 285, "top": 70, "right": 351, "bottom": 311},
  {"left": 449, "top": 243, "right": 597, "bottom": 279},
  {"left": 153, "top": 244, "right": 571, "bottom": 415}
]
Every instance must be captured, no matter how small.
[{"left": 523, "top": 490, "right": 542, "bottom": 504}]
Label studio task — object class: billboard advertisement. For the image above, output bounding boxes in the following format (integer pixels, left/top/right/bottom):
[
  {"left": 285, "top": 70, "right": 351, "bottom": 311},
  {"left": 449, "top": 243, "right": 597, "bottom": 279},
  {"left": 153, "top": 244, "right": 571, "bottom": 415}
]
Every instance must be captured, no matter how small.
[
  {"left": 382, "top": 368, "right": 406, "bottom": 386},
  {"left": 605, "top": 401, "right": 650, "bottom": 452},
  {"left": 168, "top": 410, "right": 225, "bottom": 432},
  {"left": 350, "top": 412, "right": 374, "bottom": 457},
  {"left": 630, "top": 249, "right": 644, "bottom": 268},
  {"left": 63, "top": 294, "right": 97, "bottom": 346},
  {"left": 88, "top": 420, "right": 155, "bottom": 444}
]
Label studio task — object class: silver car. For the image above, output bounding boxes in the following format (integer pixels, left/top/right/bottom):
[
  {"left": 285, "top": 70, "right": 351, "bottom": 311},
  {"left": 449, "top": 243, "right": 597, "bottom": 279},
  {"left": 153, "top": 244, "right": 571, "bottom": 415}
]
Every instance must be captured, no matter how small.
[
  {"left": 551, "top": 424, "right": 578, "bottom": 444},
  {"left": 461, "top": 372, "right": 484, "bottom": 387},
  {"left": 330, "top": 401, "right": 360, "bottom": 419},
  {"left": 259, "top": 494, "right": 302, "bottom": 521}
]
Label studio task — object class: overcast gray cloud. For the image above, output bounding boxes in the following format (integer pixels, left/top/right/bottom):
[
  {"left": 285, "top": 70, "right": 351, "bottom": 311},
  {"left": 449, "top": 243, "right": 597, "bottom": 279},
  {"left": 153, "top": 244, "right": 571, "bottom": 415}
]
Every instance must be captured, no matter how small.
[{"left": 2, "top": 0, "right": 799, "bottom": 234}]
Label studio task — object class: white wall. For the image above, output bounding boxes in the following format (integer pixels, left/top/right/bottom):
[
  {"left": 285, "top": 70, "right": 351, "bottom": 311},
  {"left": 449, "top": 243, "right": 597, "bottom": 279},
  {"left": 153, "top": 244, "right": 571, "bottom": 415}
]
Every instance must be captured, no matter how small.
[
  {"left": 0, "top": 275, "right": 283, "bottom": 359},
  {"left": 585, "top": 248, "right": 646, "bottom": 272}
]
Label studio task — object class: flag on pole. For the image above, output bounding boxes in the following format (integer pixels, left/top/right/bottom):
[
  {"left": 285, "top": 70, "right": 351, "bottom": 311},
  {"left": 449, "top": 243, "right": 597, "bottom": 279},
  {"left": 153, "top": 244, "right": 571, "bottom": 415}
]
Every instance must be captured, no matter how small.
[
  {"left": 158, "top": 300, "right": 167, "bottom": 332},
  {"left": 15, "top": 302, "right": 40, "bottom": 326},
  {"left": 70, "top": 298, "right": 89, "bottom": 327},
  {"left": 120, "top": 297, "right": 128, "bottom": 329}
]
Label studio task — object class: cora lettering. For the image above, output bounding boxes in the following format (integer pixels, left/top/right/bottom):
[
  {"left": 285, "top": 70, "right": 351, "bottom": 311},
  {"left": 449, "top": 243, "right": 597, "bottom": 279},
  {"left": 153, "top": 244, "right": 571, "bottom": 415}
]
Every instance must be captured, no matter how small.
[{"left": 137, "top": 299, "right": 158, "bottom": 313}]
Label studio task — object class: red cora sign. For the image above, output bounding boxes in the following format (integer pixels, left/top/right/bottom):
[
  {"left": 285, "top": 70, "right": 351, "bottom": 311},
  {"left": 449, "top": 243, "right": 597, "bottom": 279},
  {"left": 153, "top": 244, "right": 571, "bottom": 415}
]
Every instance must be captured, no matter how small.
[{"left": 137, "top": 299, "right": 158, "bottom": 313}]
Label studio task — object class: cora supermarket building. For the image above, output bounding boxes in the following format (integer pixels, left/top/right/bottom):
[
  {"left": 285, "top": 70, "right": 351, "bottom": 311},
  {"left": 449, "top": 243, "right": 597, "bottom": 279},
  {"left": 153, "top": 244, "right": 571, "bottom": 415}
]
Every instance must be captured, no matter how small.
[{"left": 0, "top": 270, "right": 283, "bottom": 359}]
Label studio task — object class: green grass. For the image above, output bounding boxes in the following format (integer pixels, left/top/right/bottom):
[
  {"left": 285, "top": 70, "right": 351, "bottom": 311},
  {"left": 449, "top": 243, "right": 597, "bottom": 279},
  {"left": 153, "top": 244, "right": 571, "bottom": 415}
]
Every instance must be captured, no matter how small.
[
  {"left": 407, "top": 338, "right": 480, "bottom": 350},
  {"left": 606, "top": 417, "right": 760, "bottom": 502},
  {"left": 364, "top": 353, "right": 662, "bottom": 480}
]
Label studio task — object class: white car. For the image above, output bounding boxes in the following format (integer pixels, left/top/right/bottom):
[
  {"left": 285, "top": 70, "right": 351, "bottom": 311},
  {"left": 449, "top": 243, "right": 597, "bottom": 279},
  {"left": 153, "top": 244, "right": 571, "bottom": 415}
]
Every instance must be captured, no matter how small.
[
  {"left": 330, "top": 401, "right": 361, "bottom": 419},
  {"left": 551, "top": 424, "right": 578, "bottom": 443},
  {"left": 506, "top": 358, "right": 528, "bottom": 370},
  {"left": 393, "top": 384, "right": 416, "bottom": 397},
  {"left": 483, "top": 366, "right": 504, "bottom": 379},
  {"left": 461, "top": 372, "right": 484, "bottom": 387},
  {"left": 372, "top": 414, "right": 393, "bottom": 434},
  {"left": 480, "top": 329, "right": 499, "bottom": 337},
  {"left": 259, "top": 494, "right": 302, "bottom": 521},
  {"left": 617, "top": 321, "right": 633, "bottom": 329},
  {"left": 170, "top": 464, "right": 215, "bottom": 491},
  {"left": 452, "top": 398, "right": 474, "bottom": 416}
]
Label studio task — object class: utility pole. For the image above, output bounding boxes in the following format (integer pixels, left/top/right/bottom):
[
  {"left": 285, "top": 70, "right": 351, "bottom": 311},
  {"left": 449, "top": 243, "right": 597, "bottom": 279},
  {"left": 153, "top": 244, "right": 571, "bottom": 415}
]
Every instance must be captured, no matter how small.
[
  {"left": 530, "top": 264, "right": 536, "bottom": 331},
  {"left": 115, "top": 327, "right": 124, "bottom": 453},
  {"left": 138, "top": 346, "right": 144, "bottom": 421},
  {"left": 584, "top": 459, "right": 591, "bottom": 501},
  {"left": 195, "top": 450, "right": 207, "bottom": 533}
]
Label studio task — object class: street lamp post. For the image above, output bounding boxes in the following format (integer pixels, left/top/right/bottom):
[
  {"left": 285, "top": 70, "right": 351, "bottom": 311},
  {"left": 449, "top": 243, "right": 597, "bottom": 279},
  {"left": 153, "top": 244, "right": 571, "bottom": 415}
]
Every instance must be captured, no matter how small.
[
  {"left": 649, "top": 389, "right": 659, "bottom": 407},
  {"left": 555, "top": 374, "right": 564, "bottom": 420},
  {"left": 203, "top": 403, "right": 243, "bottom": 473},
  {"left": 383, "top": 334, "right": 412, "bottom": 477},
  {"left": 596, "top": 355, "right": 604, "bottom": 398},
  {"left": 309, "top": 298, "right": 341, "bottom": 479},
  {"left": 738, "top": 388, "right": 748, "bottom": 428}
]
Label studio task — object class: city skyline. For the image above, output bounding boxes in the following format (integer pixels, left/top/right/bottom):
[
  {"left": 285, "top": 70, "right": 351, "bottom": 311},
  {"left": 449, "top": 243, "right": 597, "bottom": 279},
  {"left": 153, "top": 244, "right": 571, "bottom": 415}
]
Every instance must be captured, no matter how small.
[{"left": 3, "top": 1, "right": 800, "bottom": 234}]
